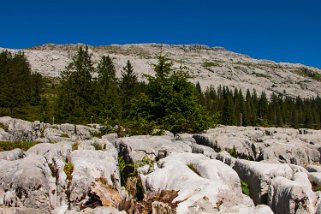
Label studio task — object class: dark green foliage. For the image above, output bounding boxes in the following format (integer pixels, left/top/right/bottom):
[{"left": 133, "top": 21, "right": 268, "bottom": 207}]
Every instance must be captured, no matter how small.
[
  {"left": 0, "top": 51, "right": 47, "bottom": 120},
  {"left": 30, "top": 72, "right": 43, "bottom": 105},
  {"left": 229, "top": 146, "right": 238, "bottom": 158},
  {"left": 118, "top": 155, "right": 127, "bottom": 184},
  {"left": 120, "top": 60, "right": 139, "bottom": 118},
  {"left": 0, "top": 51, "right": 33, "bottom": 114},
  {"left": 94, "top": 55, "right": 122, "bottom": 125},
  {"left": 0, "top": 141, "right": 39, "bottom": 151},
  {"left": 130, "top": 55, "right": 213, "bottom": 133},
  {"left": 56, "top": 46, "right": 95, "bottom": 124},
  {"left": 197, "top": 84, "right": 321, "bottom": 129}
]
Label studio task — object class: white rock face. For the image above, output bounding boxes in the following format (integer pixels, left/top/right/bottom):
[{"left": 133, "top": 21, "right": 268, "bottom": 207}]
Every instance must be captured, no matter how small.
[
  {"left": 268, "top": 175, "right": 320, "bottom": 214},
  {"left": 140, "top": 152, "right": 273, "bottom": 214},
  {"left": 0, "top": 135, "right": 123, "bottom": 213},
  {"left": 3, "top": 117, "right": 321, "bottom": 213},
  {"left": 194, "top": 126, "right": 321, "bottom": 166},
  {"left": 0, "top": 155, "right": 55, "bottom": 212},
  {"left": 69, "top": 148, "right": 120, "bottom": 208},
  {"left": 0, "top": 149, "right": 25, "bottom": 161},
  {"left": 2, "top": 43, "right": 321, "bottom": 98},
  {"left": 0, "top": 116, "right": 101, "bottom": 143},
  {"left": 233, "top": 159, "right": 293, "bottom": 205},
  {"left": 116, "top": 135, "right": 192, "bottom": 163}
]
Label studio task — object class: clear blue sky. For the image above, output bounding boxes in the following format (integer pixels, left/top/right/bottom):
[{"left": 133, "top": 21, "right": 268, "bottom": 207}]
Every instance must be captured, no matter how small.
[{"left": 1, "top": 0, "right": 320, "bottom": 68}]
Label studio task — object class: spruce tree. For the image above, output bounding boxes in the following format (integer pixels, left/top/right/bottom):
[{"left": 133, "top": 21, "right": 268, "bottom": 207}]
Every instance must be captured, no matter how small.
[
  {"left": 120, "top": 60, "right": 138, "bottom": 118},
  {"left": 130, "top": 55, "right": 212, "bottom": 133},
  {"left": 0, "top": 51, "right": 32, "bottom": 114},
  {"left": 57, "top": 46, "right": 94, "bottom": 123},
  {"left": 95, "top": 55, "right": 121, "bottom": 124}
]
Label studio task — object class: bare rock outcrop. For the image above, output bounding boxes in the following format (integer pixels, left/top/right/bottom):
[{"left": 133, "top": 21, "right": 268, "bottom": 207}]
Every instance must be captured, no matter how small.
[
  {"left": 233, "top": 159, "right": 294, "bottom": 205},
  {"left": 140, "top": 152, "right": 273, "bottom": 214},
  {"left": 268, "top": 173, "right": 321, "bottom": 214},
  {"left": 116, "top": 135, "right": 192, "bottom": 163},
  {"left": 3, "top": 117, "right": 321, "bottom": 213},
  {"left": 194, "top": 126, "right": 321, "bottom": 166}
]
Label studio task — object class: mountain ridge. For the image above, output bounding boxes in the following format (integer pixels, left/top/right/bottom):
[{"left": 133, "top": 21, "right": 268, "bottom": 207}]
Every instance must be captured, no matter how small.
[{"left": 1, "top": 43, "right": 321, "bottom": 98}]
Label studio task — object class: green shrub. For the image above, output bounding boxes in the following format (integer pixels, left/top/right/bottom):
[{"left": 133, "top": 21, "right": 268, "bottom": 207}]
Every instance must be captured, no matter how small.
[
  {"left": 202, "top": 61, "right": 223, "bottom": 68},
  {"left": 118, "top": 156, "right": 127, "bottom": 184},
  {"left": 0, "top": 141, "right": 38, "bottom": 151},
  {"left": 91, "top": 142, "right": 103, "bottom": 150},
  {"left": 64, "top": 162, "right": 74, "bottom": 180},
  {"left": 295, "top": 67, "right": 321, "bottom": 81},
  {"left": 253, "top": 72, "right": 270, "bottom": 79},
  {"left": 60, "top": 133, "right": 69, "bottom": 138},
  {"left": 241, "top": 180, "right": 251, "bottom": 196},
  {"left": 0, "top": 123, "right": 8, "bottom": 131},
  {"left": 229, "top": 146, "right": 238, "bottom": 158},
  {"left": 72, "top": 142, "right": 79, "bottom": 151},
  {"left": 90, "top": 131, "right": 103, "bottom": 138}
]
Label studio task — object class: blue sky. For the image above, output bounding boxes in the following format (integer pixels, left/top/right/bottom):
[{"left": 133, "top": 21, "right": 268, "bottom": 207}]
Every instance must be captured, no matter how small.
[{"left": 1, "top": 0, "right": 320, "bottom": 68}]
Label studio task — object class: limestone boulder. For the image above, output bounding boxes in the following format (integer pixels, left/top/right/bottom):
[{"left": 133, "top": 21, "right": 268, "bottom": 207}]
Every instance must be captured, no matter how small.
[
  {"left": 268, "top": 174, "right": 320, "bottom": 214},
  {"left": 233, "top": 159, "right": 293, "bottom": 204},
  {"left": 0, "top": 207, "right": 46, "bottom": 214},
  {"left": 308, "top": 172, "right": 321, "bottom": 187},
  {"left": 0, "top": 149, "right": 25, "bottom": 161},
  {"left": 0, "top": 155, "right": 57, "bottom": 213},
  {"left": 0, "top": 117, "right": 34, "bottom": 141},
  {"left": 0, "top": 128, "right": 11, "bottom": 141},
  {"left": 194, "top": 126, "right": 321, "bottom": 166},
  {"left": 116, "top": 135, "right": 192, "bottom": 163},
  {"left": 307, "top": 164, "right": 321, "bottom": 173},
  {"left": 140, "top": 153, "right": 273, "bottom": 214},
  {"left": 69, "top": 147, "right": 121, "bottom": 209}
]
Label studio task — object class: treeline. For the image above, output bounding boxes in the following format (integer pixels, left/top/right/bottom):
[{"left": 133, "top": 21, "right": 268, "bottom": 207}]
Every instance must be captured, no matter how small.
[
  {"left": 55, "top": 46, "right": 212, "bottom": 133},
  {"left": 1, "top": 47, "right": 321, "bottom": 134},
  {"left": 0, "top": 51, "right": 43, "bottom": 114},
  {"left": 197, "top": 85, "right": 321, "bottom": 129}
]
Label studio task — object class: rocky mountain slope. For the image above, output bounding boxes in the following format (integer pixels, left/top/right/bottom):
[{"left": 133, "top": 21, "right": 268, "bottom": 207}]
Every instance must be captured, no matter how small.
[
  {"left": 1, "top": 43, "right": 321, "bottom": 98},
  {"left": 1, "top": 117, "right": 321, "bottom": 213}
]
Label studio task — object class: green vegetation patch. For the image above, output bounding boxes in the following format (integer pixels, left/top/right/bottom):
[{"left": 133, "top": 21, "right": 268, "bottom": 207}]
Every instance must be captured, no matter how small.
[
  {"left": 91, "top": 142, "right": 103, "bottom": 150},
  {"left": 228, "top": 146, "right": 238, "bottom": 158},
  {"left": 295, "top": 67, "right": 321, "bottom": 81},
  {"left": 253, "top": 72, "right": 270, "bottom": 79},
  {"left": 90, "top": 130, "right": 103, "bottom": 138},
  {"left": 0, "top": 123, "right": 8, "bottom": 131},
  {"left": 72, "top": 142, "right": 79, "bottom": 151},
  {"left": 64, "top": 162, "right": 74, "bottom": 180},
  {"left": 202, "top": 60, "right": 223, "bottom": 68},
  {"left": 241, "top": 180, "right": 251, "bottom": 196},
  {"left": 60, "top": 133, "right": 69, "bottom": 138},
  {"left": 0, "top": 141, "right": 39, "bottom": 151}
]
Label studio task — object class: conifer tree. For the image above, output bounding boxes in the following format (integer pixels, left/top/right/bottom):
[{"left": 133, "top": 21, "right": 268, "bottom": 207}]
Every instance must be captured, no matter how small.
[
  {"left": 0, "top": 51, "right": 32, "bottom": 114},
  {"left": 95, "top": 55, "right": 121, "bottom": 124},
  {"left": 130, "top": 55, "right": 212, "bottom": 133},
  {"left": 120, "top": 60, "right": 138, "bottom": 118},
  {"left": 57, "top": 46, "right": 94, "bottom": 123}
]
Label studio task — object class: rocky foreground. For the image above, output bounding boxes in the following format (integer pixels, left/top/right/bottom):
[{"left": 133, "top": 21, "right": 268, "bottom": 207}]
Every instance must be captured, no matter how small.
[{"left": 1, "top": 117, "right": 321, "bottom": 213}]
